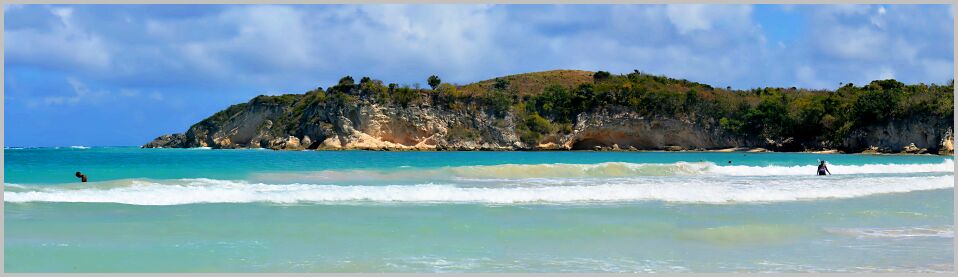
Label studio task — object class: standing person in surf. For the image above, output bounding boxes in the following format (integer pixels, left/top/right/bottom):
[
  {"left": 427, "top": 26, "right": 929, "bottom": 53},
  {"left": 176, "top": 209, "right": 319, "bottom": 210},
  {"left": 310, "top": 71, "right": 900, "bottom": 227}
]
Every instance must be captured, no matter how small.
[{"left": 817, "top": 161, "right": 831, "bottom": 176}]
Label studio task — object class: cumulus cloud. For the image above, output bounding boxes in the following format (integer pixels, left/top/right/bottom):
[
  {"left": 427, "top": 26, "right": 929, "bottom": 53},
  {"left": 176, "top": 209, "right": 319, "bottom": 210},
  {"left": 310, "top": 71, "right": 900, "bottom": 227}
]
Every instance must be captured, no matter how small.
[
  {"left": 7, "top": 4, "right": 949, "bottom": 92},
  {"left": 5, "top": 7, "right": 111, "bottom": 71},
  {"left": 792, "top": 4, "right": 953, "bottom": 88},
  {"left": 3, "top": 4, "right": 953, "bottom": 146},
  {"left": 665, "top": 4, "right": 754, "bottom": 36},
  {"left": 666, "top": 5, "right": 714, "bottom": 34}
]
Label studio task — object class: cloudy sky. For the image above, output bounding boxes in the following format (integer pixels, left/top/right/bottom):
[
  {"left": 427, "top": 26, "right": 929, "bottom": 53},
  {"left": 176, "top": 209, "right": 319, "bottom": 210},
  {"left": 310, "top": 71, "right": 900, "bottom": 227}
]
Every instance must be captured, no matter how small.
[{"left": 4, "top": 4, "right": 954, "bottom": 147}]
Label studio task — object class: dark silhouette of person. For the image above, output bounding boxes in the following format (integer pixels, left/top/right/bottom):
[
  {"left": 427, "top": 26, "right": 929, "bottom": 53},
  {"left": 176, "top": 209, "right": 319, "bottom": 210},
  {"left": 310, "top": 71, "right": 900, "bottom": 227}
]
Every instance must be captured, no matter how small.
[
  {"left": 75, "top": 171, "right": 88, "bottom": 182},
  {"left": 817, "top": 161, "right": 831, "bottom": 176}
]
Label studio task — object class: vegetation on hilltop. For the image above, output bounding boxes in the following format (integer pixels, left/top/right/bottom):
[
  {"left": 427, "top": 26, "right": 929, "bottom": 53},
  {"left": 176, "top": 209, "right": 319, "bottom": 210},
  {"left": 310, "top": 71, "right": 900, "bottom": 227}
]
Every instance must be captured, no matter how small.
[{"left": 213, "top": 69, "right": 954, "bottom": 150}]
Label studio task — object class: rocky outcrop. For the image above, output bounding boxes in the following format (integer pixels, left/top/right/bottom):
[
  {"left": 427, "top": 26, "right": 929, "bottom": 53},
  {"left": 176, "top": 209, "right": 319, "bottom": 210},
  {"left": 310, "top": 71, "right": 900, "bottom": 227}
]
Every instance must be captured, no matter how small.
[
  {"left": 144, "top": 97, "right": 754, "bottom": 151},
  {"left": 940, "top": 127, "right": 954, "bottom": 155},
  {"left": 143, "top": 133, "right": 187, "bottom": 148},
  {"left": 143, "top": 95, "right": 954, "bottom": 155},
  {"left": 901, "top": 143, "right": 923, "bottom": 154},
  {"left": 841, "top": 116, "right": 952, "bottom": 154},
  {"left": 267, "top": 136, "right": 304, "bottom": 150},
  {"left": 556, "top": 108, "right": 750, "bottom": 150}
]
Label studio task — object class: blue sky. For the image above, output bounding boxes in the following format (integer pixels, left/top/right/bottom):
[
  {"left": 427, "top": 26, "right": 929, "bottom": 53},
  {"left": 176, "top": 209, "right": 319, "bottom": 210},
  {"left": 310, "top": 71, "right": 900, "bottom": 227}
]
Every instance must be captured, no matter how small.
[{"left": 4, "top": 4, "right": 954, "bottom": 147}]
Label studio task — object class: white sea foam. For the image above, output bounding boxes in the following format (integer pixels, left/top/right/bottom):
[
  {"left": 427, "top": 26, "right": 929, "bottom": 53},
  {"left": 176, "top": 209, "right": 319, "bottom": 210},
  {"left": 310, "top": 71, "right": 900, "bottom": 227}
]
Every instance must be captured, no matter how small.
[
  {"left": 4, "top": 174, "right": 952, "bottom": 205},
  {"left": 709, "top": 160, "right": 954, "bottom": 176},
  {"left": 251, "top": 160, "right": 955, "bottom": 183},
  {"left": 69, "top": 146, "right": 90, "bottom": 149},
  {"left": 4, "top": 183, "right": 28, "bottom": 189},
  {"left": 825, "top": 226, "right": 954, "bottom": 239}
]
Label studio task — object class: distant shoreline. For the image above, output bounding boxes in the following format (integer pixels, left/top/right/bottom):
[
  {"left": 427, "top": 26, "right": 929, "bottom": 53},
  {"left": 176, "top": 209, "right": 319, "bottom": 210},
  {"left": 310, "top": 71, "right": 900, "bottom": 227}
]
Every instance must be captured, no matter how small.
[{"left": 7, "top": 145, "right": 953, "bottom": 156}]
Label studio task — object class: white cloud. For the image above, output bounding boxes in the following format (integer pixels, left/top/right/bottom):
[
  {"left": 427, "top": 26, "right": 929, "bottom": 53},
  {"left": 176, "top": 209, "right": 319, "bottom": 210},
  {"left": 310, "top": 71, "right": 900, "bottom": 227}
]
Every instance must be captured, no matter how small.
[
  {"left": 876, "top": 66, "right": 895, "bottom": 80},
  {"left": 800, "top": 4, "right": 952, "bottom": 87},
  {"left": 4, "top": 4, "right": 952, "bottom": 96},
  {"left": 37, "top": 77, "right": 106, "bottom": 106},
  {"left": 50, "top": 7, "right": 73, "bottom": 26},
  {"left": 664, "top": 5, "right": 754, "bottom": 36},
  {"left": 0, "top": 4, "right": 769, "bottom": 92},
  {"left": 666, "top": 4, "right": 712, "bottom": 34},
  {"left": 341, "top": 4, "right": 505, "bottom": 80},
  {"left": 5, "top": 6, "right": 111, "bottom": 71},
  {"left": 27, "top": 78, "right": 158, "bottom": 108},
  {"left": 816, "top": 25, "right": 887, "bottom": 60}
]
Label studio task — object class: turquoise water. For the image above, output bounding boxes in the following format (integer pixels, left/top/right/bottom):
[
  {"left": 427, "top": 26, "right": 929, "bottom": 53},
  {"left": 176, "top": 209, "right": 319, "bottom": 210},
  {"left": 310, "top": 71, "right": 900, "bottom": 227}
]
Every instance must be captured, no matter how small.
[{"left": 4, "top": 147, "right": 955, "bottom": 272}]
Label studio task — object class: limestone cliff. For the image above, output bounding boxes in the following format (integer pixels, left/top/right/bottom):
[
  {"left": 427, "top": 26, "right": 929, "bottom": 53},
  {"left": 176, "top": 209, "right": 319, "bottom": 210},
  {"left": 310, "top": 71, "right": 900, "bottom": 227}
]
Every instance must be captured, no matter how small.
[
  {"left": 147, "top": 97, "right": 951, "bottom": 154},
  {"left": 843, "top": 116, "right": 953, "bottom": 154},
  {"left": 145, "top": 95, "right": 752, "bottom": 151},
  {"left": 144, "top": 70, "right": 954, "bottom": 154}
]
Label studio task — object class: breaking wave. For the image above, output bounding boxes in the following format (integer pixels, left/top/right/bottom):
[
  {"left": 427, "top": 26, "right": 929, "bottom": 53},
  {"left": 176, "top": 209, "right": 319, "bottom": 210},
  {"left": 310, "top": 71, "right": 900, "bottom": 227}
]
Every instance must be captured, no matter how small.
[
  {"left": 251, "top": 160, "right": 955, "bottom": 182},
  {"left": 824, "top": 226, "right": 954, "bottom": 239},
  {"left": 4, "top": 174, "right": 952, "bottom": 206}
]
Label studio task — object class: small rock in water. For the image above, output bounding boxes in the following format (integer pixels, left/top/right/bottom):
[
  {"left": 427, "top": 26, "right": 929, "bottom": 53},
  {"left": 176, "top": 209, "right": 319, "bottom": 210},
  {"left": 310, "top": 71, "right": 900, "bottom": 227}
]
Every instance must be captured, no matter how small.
[
  {"left": 861, "top": 146, "right": 881, "bottom": 154},
  {"left": 902, "top": 143, "right": 921, "bottom": 154}
]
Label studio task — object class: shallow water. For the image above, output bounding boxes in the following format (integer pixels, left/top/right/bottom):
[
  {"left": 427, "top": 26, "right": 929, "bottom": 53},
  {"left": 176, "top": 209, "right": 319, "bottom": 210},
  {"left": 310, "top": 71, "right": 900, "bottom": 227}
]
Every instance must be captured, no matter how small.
[{"left": 3, "top": 147, "right": 954, "bottom": 272}]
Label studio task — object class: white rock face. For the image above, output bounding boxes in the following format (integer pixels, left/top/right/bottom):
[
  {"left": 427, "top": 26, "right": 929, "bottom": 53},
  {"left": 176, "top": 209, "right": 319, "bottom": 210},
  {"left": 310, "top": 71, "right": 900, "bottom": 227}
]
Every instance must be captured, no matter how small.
[
  {"left": 144, "top": 94, "right": 953, "bottom": 155},
  {"left": 940, "top": 128, "right": 954, "bottom": 155}
]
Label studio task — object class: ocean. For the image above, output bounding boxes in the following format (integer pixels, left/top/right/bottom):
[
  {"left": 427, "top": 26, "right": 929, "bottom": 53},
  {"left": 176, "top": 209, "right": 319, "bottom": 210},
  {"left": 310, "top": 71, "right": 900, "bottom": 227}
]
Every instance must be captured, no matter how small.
[{"left": 3, "top": 147, "right": 954, "bottom": 272}]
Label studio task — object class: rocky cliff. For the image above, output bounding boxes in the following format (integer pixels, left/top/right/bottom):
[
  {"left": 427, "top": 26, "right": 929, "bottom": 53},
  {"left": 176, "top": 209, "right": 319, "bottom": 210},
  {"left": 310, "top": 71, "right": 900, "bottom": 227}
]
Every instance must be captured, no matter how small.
[{"left": 144, "top": 70, "right": 955, "bottom": 154}]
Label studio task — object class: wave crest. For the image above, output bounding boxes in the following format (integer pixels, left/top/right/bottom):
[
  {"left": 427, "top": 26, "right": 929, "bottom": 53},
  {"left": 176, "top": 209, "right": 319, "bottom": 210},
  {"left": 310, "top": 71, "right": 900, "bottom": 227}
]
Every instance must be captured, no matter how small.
[
  {"left": 825, "top": 226, "right": 954, "bottom": 238},
  {"left": 251, "top": 160, "right": 955, "bottom": 183},
  {"left": 4, "top": 175, "right": 952, "bottom": 205}
]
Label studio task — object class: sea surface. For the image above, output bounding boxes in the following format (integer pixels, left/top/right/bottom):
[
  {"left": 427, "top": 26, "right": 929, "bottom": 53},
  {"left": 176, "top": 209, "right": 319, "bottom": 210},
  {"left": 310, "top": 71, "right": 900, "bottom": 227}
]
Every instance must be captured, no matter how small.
[{"left": 3, "top": 147, "right": 955, "bottom": 272}]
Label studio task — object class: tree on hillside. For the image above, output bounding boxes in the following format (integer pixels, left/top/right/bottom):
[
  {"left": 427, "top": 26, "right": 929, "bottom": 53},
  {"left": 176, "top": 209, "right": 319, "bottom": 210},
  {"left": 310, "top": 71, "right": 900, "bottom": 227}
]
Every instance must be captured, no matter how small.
[
  {"left": 593, "top": 71, "right": 611, "bottom": 82},
  {"left": 339, "top": 76, "right": 355, "bottom": 86},
  {"left": 428, "top": 75, "right": 442, "bottom": 89},
  {"left": 493, "top": 78, "right": 509, "bottom": 91}
]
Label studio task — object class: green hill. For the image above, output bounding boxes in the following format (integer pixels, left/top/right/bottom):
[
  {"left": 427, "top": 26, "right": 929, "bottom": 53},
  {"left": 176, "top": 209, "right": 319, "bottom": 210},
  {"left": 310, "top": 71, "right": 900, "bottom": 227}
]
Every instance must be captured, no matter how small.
[{"left": 146, "top": 69, "right": 954, "bottom": 154}]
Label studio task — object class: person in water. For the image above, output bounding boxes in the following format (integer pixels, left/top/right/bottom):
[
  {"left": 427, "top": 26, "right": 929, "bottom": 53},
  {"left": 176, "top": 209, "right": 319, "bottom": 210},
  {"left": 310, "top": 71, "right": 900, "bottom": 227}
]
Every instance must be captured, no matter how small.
[
  {"left": 817, "top": 161, "right": 831, "bottom": 176},
  {"left": 75, "top": 171, "right": 88, "bottom": 182}
]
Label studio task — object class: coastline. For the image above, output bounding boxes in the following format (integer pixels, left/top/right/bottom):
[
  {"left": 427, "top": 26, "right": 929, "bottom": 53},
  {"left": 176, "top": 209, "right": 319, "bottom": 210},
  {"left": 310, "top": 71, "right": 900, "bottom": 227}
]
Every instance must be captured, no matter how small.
[
  {"left": 138, "top": 145, "right": 954, "bottom": 156},
  {"left": 7, "top": 145, "right": 954, "bottom": 273}
]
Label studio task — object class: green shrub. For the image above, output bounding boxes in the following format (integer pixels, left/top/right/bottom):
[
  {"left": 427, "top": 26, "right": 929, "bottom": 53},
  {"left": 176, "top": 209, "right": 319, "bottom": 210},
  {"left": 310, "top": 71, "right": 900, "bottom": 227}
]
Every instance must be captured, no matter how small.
[{"left": 446, "top": 125, "right": 480, "bottom": 142}]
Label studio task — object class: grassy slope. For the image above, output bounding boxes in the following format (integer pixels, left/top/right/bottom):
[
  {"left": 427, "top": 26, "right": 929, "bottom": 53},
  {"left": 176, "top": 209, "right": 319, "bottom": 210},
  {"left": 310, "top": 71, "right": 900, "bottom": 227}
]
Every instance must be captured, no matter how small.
[{"left": 461, "top": 69, "right": 595, "bottom": 97}]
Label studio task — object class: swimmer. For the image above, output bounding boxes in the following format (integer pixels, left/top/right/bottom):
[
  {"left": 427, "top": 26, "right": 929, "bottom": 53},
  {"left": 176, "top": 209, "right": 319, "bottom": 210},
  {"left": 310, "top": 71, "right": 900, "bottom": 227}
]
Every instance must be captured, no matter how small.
[{"left": 75, "top": 171, "right": 88, "bottom": 182}]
